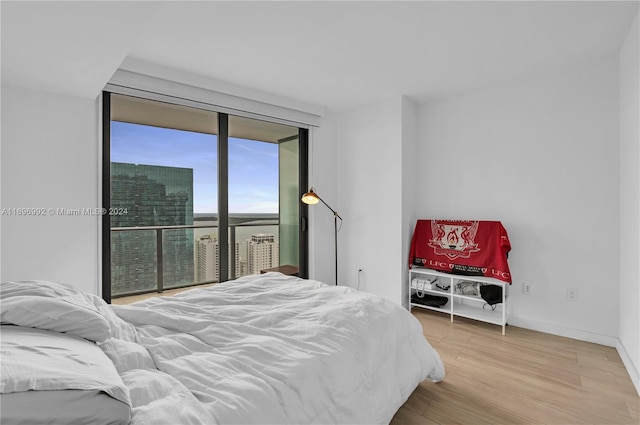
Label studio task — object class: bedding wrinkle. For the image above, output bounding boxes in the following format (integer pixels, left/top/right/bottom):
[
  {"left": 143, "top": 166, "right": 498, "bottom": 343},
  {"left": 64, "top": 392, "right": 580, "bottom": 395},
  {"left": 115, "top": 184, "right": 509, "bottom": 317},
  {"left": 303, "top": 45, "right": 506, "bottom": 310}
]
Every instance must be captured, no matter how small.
[
  {"left": 1, "top": 276, "right": 445, "bottom": 424},
  {"left": 1, "top": 280, "right": 114, "bottom": 342},
  {"left": 106, "top": 273, "right": 444, "bottom": 424},
  {"left": 122, "top": 368, "right": 218, "bottom": 425}
]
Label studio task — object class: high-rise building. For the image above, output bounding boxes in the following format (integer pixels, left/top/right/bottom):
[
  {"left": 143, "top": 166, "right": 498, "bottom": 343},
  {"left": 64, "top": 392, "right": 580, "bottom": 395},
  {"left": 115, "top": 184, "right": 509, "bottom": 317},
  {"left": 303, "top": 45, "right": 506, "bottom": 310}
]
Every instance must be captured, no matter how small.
[
  {"left": 247, "top": 234, "right": 279, "bottom": 275},
  {"left": 197, "top": 234, "right": 241, "bottom": 282},
  {"left": 110, "top": 162, "right": 194, "bottom": 295},
  {"left": 231, "top": 238, "right": 241, "bottom": 279},
  {"left": 197, "top": 235, "right": 217, "bottom": 282}
]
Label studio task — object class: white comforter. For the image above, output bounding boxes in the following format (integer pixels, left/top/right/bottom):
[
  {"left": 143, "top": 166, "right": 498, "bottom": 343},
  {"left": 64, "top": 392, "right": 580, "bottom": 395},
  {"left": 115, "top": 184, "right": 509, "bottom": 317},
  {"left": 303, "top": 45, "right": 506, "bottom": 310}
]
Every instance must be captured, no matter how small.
[{"left": 108, "top": 273, "right": 445, "bottom": 425}]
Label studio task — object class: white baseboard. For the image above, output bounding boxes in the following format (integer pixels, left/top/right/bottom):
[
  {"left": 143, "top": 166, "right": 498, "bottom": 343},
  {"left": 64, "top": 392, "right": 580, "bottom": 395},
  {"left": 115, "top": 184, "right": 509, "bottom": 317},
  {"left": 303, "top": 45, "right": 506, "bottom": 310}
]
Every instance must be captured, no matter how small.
[
  {"left": 616, "top": 339, "right": 640, "bottom": 397},
  {"left": 507, "top": 316, "right": 618, "bottom": 347},
  {"left": 509, "top": 316, "right": 640, "bottom": 397}
]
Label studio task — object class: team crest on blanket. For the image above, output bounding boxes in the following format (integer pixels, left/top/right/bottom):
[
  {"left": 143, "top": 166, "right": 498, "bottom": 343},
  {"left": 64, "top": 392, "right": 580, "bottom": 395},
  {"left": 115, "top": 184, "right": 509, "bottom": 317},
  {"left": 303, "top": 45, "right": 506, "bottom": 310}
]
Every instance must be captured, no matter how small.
[{"left": 428, "top": 220, "right": 480, "bottom": 260}]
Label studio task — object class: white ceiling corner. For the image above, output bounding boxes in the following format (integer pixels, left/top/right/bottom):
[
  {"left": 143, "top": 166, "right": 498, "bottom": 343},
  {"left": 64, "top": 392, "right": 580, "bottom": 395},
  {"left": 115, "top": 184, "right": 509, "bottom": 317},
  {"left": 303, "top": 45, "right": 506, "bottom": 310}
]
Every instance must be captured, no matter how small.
[{"left": 0, "top": 1, "right": 164, "bottom": 99}]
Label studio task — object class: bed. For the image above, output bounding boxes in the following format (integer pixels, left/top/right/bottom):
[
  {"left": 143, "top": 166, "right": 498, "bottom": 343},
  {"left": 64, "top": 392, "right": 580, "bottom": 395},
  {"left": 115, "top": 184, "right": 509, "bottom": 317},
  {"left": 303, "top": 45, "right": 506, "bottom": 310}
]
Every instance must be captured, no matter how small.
[{"left": 0, "top": 272, "right": 445, "bottom": 425}]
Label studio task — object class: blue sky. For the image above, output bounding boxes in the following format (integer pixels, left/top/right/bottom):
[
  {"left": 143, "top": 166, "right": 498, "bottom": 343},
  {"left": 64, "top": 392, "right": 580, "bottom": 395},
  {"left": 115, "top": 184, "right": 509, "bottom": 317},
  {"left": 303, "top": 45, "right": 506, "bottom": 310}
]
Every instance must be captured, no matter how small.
[{"left": 111, "top": 121, "right": 279, "bottom": 213}]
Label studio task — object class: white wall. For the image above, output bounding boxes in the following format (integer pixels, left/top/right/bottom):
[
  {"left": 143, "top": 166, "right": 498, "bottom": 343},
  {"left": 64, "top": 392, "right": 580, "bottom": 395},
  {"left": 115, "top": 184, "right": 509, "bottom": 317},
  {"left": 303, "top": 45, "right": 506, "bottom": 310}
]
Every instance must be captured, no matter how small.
[
  {"left": 308, "top": 114, "right": 339, "bottom": 286},
  {"left": 333, "top": 98, "right": 405, "bottom": 305},
  {"left": 401, "top": 97, "right": 419, "bottom": 308},
  {"left": 417, "top": 56, "right": 620, "bottom": 344},
  {"left": 618, "top": 12, "right": 640, "bottom": 394},
  {"left": 1, "top": 85, "right": 100, "bottom": 295}
]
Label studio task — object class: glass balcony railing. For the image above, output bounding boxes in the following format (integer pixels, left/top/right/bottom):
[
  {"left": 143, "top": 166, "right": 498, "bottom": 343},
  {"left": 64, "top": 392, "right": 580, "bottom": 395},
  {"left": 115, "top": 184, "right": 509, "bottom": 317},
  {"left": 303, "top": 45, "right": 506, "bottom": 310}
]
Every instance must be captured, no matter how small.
[{"left": 110, "top": 220, "right": 279, "bottom": 298}]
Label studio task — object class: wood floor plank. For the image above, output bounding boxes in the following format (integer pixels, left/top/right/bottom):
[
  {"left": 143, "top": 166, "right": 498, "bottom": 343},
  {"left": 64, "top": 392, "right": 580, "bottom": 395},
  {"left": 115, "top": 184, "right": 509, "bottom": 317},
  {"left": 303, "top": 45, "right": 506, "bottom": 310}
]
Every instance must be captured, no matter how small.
[
  {"left": 391, "top": 309, "right": 639, "bottom": 425},
  {"left": 628, "top": 399, "right": 640, "bottom": 423}
]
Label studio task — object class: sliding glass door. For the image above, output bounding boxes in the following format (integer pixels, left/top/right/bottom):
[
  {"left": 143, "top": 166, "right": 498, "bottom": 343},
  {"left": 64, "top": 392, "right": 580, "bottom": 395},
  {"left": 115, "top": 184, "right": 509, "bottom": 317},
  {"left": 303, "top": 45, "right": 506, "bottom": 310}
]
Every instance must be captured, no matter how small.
[
  {"left": 102, "top": 92, "right": 308, "bottom": 302},
  {"left": 279, "top": 134, "right": 300, "bottom": 269}
]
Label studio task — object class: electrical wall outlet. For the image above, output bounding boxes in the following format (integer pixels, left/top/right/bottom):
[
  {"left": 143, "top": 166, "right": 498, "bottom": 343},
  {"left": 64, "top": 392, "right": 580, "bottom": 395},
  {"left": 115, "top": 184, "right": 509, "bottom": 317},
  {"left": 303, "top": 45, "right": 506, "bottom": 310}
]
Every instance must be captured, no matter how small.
[
  {"left": 522, "top": 282, "right": 533, "bottom": 295},
  {"left": 567, "top": 288, "right": 578, "bottom": 302}
]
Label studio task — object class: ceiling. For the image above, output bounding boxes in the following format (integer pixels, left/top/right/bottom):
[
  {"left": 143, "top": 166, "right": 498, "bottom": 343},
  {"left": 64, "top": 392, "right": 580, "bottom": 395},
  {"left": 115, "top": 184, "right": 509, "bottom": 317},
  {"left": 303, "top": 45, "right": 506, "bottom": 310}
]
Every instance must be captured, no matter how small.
[{"left": 1, "top": 1, "right": 638, "bottom": 112}]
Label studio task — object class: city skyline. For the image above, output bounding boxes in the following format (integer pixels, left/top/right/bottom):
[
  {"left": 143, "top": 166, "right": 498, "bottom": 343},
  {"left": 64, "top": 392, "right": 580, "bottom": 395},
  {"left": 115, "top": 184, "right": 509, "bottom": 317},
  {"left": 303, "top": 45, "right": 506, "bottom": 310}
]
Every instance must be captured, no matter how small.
[
  {"left": 110, "top": 162, "right": 195, "bottom": 295},
  {"left": 109, "top": 160, "right": 280, "bottom": 296},
  {"left": 111, "top": 121, "right": 279, "bottom": 214}
]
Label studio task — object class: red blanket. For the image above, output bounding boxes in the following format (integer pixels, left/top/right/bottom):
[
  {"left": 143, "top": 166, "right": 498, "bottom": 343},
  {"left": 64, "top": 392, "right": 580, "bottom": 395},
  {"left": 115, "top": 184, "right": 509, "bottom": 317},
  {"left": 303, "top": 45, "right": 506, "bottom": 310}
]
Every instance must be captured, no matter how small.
[{"left": 409, "top": 220, "right": 512, "bottom": 283}]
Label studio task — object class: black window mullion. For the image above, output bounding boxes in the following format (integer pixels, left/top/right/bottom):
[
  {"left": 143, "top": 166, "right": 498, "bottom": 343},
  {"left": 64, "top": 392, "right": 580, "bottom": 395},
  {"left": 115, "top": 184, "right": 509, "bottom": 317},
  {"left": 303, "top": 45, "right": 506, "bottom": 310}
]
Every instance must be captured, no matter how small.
[
  {"left": 298, "top": 128, "right": 309, "bottom": 279},
  {"left": 101, "top": 92, "right": 112, "bottom": 303},
  {"left": 218, "top": 113, "right": 229, "bottom": 282}
]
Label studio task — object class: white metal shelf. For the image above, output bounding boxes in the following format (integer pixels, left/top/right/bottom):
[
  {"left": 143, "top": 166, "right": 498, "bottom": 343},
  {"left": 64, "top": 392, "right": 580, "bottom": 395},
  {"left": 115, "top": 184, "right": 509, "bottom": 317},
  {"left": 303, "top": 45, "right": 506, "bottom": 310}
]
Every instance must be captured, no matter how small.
[{"left": 409, "top": 267, "right": 509, "bottom": 334}]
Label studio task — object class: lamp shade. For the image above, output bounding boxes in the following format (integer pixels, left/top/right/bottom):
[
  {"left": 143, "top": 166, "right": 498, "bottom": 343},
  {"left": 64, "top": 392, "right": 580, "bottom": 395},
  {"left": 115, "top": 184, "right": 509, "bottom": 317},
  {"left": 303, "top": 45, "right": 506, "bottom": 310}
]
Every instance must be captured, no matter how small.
[{"left": 301, "top": 189, "right": 319, "bottom": 205}]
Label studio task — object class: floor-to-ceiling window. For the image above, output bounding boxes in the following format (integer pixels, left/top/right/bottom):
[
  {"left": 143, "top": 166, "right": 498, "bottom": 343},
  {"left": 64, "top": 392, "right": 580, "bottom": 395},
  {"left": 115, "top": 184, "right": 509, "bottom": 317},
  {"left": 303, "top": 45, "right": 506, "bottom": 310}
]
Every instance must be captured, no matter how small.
[{"left": 102, "top": 92, "right": 308, "bottom": 302}]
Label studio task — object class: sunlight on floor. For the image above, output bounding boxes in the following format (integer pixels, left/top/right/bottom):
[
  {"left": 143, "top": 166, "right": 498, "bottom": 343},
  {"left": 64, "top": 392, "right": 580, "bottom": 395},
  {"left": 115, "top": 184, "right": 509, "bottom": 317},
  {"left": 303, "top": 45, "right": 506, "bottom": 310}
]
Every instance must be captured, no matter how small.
[{"left": 111, "top": 283, "right": 216, "bottom": 305}]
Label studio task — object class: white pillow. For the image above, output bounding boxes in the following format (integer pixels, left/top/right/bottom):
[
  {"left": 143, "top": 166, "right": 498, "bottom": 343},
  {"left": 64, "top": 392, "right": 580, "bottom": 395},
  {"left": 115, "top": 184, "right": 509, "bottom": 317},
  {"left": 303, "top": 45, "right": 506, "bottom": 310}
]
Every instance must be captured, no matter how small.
[
  {"left": 1, "top": 325, "right": 131, "bottom": 425},
  {"left": 0, "top": 280, "right": 111, "bottom": 342},
  {"left": 0, "top": 325, "right": 130, "bottom": 407}
]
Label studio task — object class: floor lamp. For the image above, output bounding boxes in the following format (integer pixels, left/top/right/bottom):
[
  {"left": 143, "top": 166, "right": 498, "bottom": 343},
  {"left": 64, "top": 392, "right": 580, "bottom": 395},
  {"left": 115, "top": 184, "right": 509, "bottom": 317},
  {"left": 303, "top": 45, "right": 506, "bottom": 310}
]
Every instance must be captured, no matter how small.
[{"left": 301, "top": 188, "right": 342, "bottom": 286}]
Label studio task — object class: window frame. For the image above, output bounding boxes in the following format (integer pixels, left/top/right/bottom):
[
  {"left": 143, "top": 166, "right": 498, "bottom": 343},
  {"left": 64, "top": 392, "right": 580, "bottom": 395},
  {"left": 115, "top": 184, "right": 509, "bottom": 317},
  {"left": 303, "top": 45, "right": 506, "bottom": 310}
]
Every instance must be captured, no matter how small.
[{"left": 101, "top": 91, "right": 309, "bottom": 303}]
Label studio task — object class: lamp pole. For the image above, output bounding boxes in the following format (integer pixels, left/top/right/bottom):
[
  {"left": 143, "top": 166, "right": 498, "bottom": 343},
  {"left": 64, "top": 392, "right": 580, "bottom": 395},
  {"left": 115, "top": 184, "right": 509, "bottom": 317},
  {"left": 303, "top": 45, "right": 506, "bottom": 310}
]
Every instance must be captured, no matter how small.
[
  {"left": 301, "top": 188, "right": 342, "bottom": 286},
  {"left": 317, "top": 197, "right": 341, "bottom": 286}
]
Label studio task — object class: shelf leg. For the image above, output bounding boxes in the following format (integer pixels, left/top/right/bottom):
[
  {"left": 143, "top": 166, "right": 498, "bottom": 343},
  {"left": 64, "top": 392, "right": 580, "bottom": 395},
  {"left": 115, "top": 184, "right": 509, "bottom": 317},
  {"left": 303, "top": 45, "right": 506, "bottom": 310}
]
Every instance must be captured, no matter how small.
[{"left": 502, "top": 284, "right": 506, "bottom": 335}]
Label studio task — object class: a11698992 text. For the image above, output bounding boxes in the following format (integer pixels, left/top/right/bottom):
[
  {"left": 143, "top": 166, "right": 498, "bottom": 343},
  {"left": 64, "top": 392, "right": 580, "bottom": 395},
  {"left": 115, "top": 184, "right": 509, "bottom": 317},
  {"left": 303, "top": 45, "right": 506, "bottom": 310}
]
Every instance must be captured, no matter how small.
[{"left": 1, "top": 207, "right": 129, "bottom": 216}]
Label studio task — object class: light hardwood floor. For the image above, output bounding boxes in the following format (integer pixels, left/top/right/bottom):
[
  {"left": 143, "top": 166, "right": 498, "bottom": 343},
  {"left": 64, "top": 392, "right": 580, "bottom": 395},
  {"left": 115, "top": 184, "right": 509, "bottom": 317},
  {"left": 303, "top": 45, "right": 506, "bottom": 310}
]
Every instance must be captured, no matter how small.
[
  {"left": 391, "top": 309, "right": 639, "bottom": 425},
  {"left": 111, "top": 284, "right": 215, "bottom": 305}
]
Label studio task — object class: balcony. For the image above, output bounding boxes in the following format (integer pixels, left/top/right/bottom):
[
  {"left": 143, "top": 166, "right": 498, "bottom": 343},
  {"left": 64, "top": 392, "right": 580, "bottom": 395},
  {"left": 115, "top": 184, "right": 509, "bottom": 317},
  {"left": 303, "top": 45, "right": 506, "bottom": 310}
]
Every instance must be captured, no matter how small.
[{"left": 110, "top": 218, "right": 279, "bottom": 299}]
